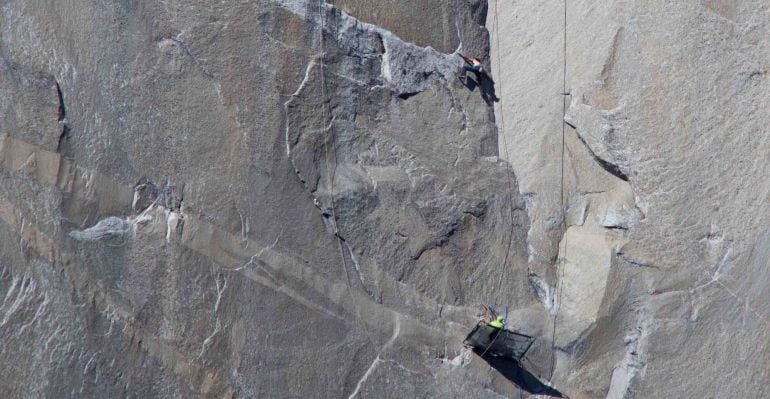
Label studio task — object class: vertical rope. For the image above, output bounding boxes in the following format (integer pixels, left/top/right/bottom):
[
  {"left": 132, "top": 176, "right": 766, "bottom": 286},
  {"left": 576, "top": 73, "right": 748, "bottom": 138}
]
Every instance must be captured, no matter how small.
[
  {"left": 492, "top": 0, "right": 516, "bottom": 302},
  {"left": 550, "top": 0, "right": 569, "bottom": 380},
  {"left": 477, "top": 0, "right": 520, "bottom": 360},
  {"left": 318, "top": 0, "right": 350, "bottom": 287}
]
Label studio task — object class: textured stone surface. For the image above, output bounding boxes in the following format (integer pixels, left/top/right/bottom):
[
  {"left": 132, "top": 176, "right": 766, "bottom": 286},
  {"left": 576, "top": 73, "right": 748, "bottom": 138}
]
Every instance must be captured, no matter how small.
[
  {"left": 0, "top": 0, "right": 767, "bottom": 398},
  {"left": 0, "top": 1, "right": 541, "bottom": 397},
  {"left": 328, "top": 0, "right": 490, "bottom": 55},
  {"left": 491, "top": 0, "right": 769, "bottom": 397}
]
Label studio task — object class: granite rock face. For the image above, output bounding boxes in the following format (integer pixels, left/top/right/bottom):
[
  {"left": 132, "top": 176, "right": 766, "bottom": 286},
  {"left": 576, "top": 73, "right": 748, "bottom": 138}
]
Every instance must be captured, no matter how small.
[
  {"left": 0, "top": 0, "right": 536, "bottom": 398},
  {"left": 0, "top": 0, "right": 767, "bottom": 398},
  {"left": 491, "top": 0, "right": 769, "bottom": 397}
]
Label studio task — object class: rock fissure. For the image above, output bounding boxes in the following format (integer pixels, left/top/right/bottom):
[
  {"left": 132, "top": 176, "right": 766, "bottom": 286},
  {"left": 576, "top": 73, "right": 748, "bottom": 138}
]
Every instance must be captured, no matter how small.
[
  {"left": 167, "top": 36, "right": 214, "bottom": 79},
  {"left": 572, "top": 125, "right": 630, "bottom": 182},
  {"left": 347, "top": 315, "right": 401, "bottom": 399},
  {"left": 1, "top": 1, "right": 766, "bottom": 397}
]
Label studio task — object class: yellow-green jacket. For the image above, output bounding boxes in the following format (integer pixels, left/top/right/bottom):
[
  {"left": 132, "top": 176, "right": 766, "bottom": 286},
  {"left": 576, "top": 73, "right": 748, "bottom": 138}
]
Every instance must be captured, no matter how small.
[{"left": 488, "top": 316, "right": 504, "bottom": 329}]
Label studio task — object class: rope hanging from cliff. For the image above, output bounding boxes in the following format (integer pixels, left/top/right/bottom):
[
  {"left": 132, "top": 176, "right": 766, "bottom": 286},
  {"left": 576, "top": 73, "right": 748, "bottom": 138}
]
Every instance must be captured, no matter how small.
[
  {"left": 549, "top": 0, "right": 570, "bottom": 380},
  {"left": 473, "top": 1, "right": 533, "bottom": 371},
  {"left": 491, "top": 0, "right": 516, "bottom": 307},
  {"left": 474, "top": 0, "right": 519, "bottom": 362}
]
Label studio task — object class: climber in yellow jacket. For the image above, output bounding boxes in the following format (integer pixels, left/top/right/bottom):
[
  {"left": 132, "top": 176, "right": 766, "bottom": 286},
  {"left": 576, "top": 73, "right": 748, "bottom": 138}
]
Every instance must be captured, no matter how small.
[{"left": 488, "top": 315, "right": 505, "bottom": 329}]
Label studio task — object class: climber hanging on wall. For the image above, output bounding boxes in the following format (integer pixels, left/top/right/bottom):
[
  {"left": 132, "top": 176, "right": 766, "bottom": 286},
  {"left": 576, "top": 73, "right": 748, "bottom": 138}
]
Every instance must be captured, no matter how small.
[
  {"left": 458, "top": 54, "right": 495, "bottom": 83},
  {"left": 488, "top": 315, "right": 505, "bottom": 329},
  {"left": 458, "top": 54, "right": 499, "bottom": 104}
]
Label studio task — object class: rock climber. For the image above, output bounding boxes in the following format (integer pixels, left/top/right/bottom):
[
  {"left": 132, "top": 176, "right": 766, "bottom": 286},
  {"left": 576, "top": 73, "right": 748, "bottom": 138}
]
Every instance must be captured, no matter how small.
[
  {"left": 484, "top": 315, "right": 506, "bottom": 343},
  {"left": 458, "top": 54, "right": 499, "bottom": 104},
  {"left": 459, "top": 54, "right": 494, "bottom": 83},
  {"left": 488, "top": 315, "right": 505, "bottom": 329}
]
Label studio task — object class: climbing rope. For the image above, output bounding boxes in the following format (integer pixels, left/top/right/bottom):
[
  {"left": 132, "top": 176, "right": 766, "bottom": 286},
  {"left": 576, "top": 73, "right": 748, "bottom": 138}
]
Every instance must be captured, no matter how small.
[
  {"left": 473, "top": 0, "right": 519, "bottom": 361},
  {"left": 549, "top": 0, "right": 569, "bottom": 379},
  {"left": 491, "top": 0, "right": 517, "bottom": 298},
  {"left": 475, "top": 1, "right": 571, "bottom": 384}
]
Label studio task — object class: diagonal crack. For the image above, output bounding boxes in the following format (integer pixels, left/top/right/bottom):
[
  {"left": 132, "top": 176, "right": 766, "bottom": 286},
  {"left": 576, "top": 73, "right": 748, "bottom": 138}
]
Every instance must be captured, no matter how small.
[{"left": 572, "top": 125, "right": 629, "bottom": 181}]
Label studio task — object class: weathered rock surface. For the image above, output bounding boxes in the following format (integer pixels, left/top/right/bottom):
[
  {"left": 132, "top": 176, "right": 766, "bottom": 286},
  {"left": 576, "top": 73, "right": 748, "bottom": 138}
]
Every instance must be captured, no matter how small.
[
  {"left": 491, "top": 0, "right": 769, "bottom": 397},
  {"left": 0, "top": 0, "right": 539, "bottom": 398},
  {"left": 0, "top": 0, "right": 767, "bottom": 398}
]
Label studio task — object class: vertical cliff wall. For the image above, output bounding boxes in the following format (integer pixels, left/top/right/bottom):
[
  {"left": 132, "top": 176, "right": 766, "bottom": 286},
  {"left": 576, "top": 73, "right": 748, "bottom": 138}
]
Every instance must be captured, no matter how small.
[
  {"left": 0, "top": 0, "right": 538, "bottom": 397},
  {"left": 0, "top": 0, "right": 767, "bottom": 398},
  {"left": 491, "top": 0, "right": 769, "bottom": 398}
]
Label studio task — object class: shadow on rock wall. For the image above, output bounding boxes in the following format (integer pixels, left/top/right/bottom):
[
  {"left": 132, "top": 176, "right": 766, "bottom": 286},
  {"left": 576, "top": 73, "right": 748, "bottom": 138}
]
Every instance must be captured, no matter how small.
[{"left": 474, "top": 348, "right": 565, "bottom": 398}]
